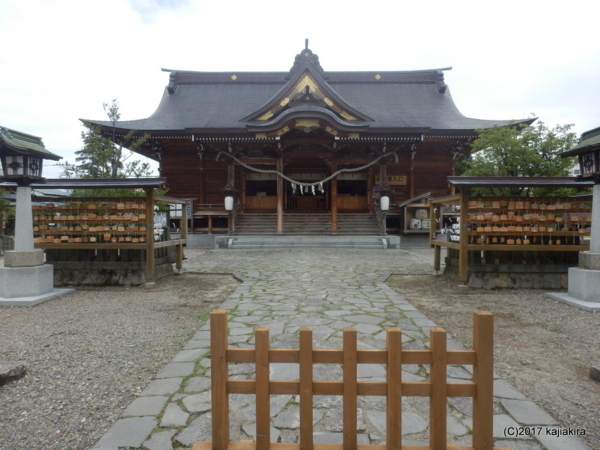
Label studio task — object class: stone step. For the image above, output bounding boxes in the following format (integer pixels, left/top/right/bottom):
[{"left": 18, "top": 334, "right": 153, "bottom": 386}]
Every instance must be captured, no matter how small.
[{"left": 215, "top": 235, "right": 400, "bottom": 249}]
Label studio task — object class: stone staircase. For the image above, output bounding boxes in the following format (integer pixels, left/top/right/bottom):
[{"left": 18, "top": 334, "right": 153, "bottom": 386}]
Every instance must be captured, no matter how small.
[
  {"left": 223, "top": 212, "right": 396, "bottom": 249},
  {"left": 234, "top": 213, "right": 380, "bottom": 235}
]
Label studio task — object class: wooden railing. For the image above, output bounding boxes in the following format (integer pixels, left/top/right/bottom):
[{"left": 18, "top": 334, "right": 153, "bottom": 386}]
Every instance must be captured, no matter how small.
[{"left": 193, "top": 310, "right": 509, "bottom": 450}]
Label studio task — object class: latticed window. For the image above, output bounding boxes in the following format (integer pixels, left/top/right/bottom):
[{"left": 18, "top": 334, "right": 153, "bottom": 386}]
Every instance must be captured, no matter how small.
[{"left": 581, "top": 152, "right": 596, "bottom": 175}]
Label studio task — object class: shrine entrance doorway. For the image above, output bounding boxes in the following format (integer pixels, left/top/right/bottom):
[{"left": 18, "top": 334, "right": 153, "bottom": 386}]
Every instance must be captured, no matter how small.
[{"left": 285, "top": 173, "right": 327, "bottom": 212}]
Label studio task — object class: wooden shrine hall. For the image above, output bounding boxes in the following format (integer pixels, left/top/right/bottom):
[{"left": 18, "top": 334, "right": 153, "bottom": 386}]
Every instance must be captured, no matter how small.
[{"left": 85, "top": 43, "right": 530, "bottom": 236}]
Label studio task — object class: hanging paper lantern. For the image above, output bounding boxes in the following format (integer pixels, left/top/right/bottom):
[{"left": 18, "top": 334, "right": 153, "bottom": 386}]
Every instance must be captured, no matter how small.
[{"left": 380, "top": 196, "right": 390, "bottom": 211}]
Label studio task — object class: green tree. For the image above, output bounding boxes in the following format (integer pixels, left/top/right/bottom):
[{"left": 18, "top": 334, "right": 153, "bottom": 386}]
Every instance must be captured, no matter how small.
[
  {"left": 459, "top": 120, "right": 580, "bottom": 197},
  {"left": 62, "top": 99, "right": 154, "bottom": 197}
]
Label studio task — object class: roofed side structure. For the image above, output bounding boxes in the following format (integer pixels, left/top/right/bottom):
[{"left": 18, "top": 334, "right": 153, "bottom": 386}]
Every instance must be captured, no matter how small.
[{"left": 0, "top": 126, "right": 61, "bottom": 161}]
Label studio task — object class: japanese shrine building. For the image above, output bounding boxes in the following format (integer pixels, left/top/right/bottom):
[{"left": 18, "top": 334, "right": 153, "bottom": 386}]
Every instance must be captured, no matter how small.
[{"left": 85, "top": 44, "right": 530, "bottom": 236}]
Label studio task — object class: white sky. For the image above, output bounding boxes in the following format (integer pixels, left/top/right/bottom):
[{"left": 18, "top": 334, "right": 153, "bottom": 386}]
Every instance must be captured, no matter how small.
[{"left": 1, "top": 0, "right": 599, "bottom": 178}]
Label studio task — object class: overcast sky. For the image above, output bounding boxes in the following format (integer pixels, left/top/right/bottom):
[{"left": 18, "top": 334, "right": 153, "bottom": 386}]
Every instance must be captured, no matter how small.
[{"left": 1, "top": 0, "right": 598, "bottom": 178}]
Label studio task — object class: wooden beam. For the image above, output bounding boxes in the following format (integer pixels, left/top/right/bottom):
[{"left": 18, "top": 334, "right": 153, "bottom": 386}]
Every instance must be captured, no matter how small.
[{"left": 145, "top": 187, "right": 155, "bottom": 282}]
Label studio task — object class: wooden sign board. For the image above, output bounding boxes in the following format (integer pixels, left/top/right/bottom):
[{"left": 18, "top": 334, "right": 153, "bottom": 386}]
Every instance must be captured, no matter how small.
[{"left": 374, "top": 175, "right": 407, "bottom": 185}]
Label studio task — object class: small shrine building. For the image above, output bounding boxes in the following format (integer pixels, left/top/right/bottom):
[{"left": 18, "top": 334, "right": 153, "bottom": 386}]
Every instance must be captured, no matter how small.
[{"left": 85, "top": 44, "right": 530, "bottom": 235}]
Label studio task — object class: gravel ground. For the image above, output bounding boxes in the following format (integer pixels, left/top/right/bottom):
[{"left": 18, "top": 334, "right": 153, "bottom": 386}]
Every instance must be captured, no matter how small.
[
  {"left": 0, "top": 271, "right": 239, "bottom": 450},
  {"left": 3, "top": 250, "right": 600, "bottom": 450},
  {"left": 386, "top": 273, "right": 600, "bottom": 450}
]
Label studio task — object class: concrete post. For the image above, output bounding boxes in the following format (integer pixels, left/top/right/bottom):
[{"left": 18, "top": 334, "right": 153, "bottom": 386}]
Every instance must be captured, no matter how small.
[{"left": 590, "top": 184, "right": 600, "bottom": 254}]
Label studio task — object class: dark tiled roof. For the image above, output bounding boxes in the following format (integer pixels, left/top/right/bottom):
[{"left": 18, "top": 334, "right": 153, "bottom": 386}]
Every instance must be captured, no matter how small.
[
  {"left": 84, "top": 47, "right": 530, "bottom": 135},
  {"left": 0, "top": 126, "right": 62, "bottom": 160},
  {"left": 561, "top": 126, "right": 600, "bottom": 157}
]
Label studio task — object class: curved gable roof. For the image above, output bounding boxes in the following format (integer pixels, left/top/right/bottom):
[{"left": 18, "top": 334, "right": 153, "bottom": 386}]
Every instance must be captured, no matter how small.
[{"left": 84, "top": 46, "right": 530, "bottom": 135}]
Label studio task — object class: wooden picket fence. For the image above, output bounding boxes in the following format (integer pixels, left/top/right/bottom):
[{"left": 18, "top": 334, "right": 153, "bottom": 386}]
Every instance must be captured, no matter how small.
[{"left": 193, "top": 310, "right": 509, "bottom": 450}]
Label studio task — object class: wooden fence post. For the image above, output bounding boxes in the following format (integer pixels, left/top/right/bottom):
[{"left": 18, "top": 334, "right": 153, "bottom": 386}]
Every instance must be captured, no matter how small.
[
  {"left": 472, "top": 311, "right": 494, "bottom": 450},
  {"left": 211, "top": 310, "right": 229, "bottom": 450},
  {"left": 299, "top": 327, "right": 313, "bottom": 450},
  {"left": 386, "top": 328, "right": 402, "bottom": 450},
  {"left": 430, "top": 327, "right": 447, "bottom": 450},
  {"left": 255, "top": 326, "right": 271, "bottom": 450},
  {"left": 343, "top": 328, "right": 357, "bottom": 450}
]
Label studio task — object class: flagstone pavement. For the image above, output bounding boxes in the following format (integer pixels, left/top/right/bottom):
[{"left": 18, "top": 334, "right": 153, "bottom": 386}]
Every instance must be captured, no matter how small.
[{"left": 92, "top": 248, "right": 590, "bottom": 450}]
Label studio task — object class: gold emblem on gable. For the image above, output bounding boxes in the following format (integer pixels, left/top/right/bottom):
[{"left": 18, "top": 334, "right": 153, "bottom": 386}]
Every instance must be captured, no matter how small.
[
  {"left": 295, "top": 119, "right": 320, "bottom": 129},
  {"left": 280, "top": 98, "right": 290, "bottom": 107},
  {"left": 325, "top": 126, "right": 338, "bottom": 136},
  {"left": 256, "top": 111, "right": 274, "bottom": 121},
  {"left": 294, "top": 74, "right": 319, "bottom": 94},
  {"left": 340, "top": 110, "right": 358, "bottom": 121},
  {"left": 323, "top": 97, "right": 334, "bottom": 107},
  {"left": 276, "top": 126, "right": 290, "bottom": 136}
]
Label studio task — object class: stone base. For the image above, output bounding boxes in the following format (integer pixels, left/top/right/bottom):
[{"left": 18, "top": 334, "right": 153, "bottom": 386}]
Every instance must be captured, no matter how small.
[
  {"left": 546, "top": 292, "right": 600, "bottom": 312},
  {"left": 567, "top": 266, "right": 600, "bottom": 302},
  {"left": 0, "top": 288, "right": 75, "bottom": 307},
  {"left": 0, "top": 264, "right": 54, "bottom": 298},
  {"left": 467, "top": 272, "right": 567, "bottom": 289},
  {"left": 52, "top": 262, "right": 174, "bottom": 286},
  {"left": 578, "top": 251, "right": 600, "bottom": 270},
  {"left": 4, "top": 249, "right": 44, "bottom": 267}
]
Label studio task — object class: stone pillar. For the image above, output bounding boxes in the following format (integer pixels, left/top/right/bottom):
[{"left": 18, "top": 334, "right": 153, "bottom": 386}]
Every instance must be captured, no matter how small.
[
  {"left": 548, "top": 183, "right": 600, "bottom": 308},
  {"left": 4, "top": 186, "right": 43, "bottom": 267},
  {"left": 0, "top": 186, "right": 54, "bottom": 299},
  {"left": 14, "top": 186, "right": 35, "bottom": 252}
]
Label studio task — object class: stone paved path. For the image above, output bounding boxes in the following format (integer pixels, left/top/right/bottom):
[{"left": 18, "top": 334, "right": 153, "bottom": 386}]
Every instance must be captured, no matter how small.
[{"left": 92, "top": 248, "right": 590, "bottom": 450}]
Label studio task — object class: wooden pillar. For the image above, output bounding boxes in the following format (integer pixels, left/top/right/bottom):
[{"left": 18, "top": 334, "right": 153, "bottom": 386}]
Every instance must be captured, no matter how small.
[
  {"left": 255, "top": 326, "right": 271, "bottom": 450},
  {"left": 299, "top": 328, "right": 313, "bottom": 450},
  {"left": 367, "top": 168, "right": 373, "bottom": 212},
  {"left": 199, "top": 157, "right": 205, "bottom": 204},
  {"left": 210, "top": 310, "right": 230, "bottom": 450},
  {"left": 276, "top": 157, "right": 283, "bottom": 234},
  {"left": 342, "top": 327, "right": 357, "bottom": 450},
  {"left": 144, "top": 188, "right": 155, "bottom": 282},
  {"left": 182, "top": 201, "right": 189, "bottom": 240},
  {"left": 450, "top": 157, "right": 456, "bottom": 195},
  {"left": 429, "top": 327, "right": 447, "bottom": 450},
  {"left": 409, "top": 152, "right": 416, "bottom": 198},
  {"left": 331, "top": 161, "right": 338, "bottom": 234},
  {"left": 228, "top": 163, "right": 235, "bottom": 235},
  {"left": 472, "top": 311, "right": 494, "bottom": 450},
  {"left": 241, "top": 170, "right": 246, "bottom": 211},
  {"left": 176, "top": 244, "right": 183, "bottom": 270},
  {"left": 386, "top": 328, "right": 402, "bottom": 450},
  {"left": 379, "top": 163, "right": 387, "bottom": 235},
  {"left": 459, "top": 188, "right": 469, "bottom": 283},
  {"left": 208, "top": 216, "right": 213, "bottom": 234},
  {"left": 379, "top": 162, "right": 387, "bottom": 189}
]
